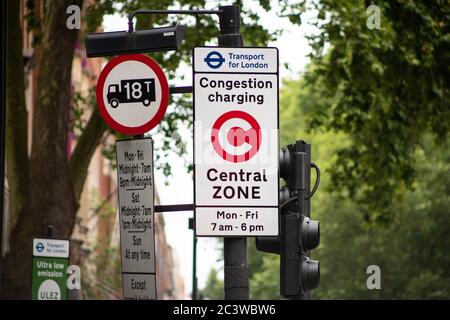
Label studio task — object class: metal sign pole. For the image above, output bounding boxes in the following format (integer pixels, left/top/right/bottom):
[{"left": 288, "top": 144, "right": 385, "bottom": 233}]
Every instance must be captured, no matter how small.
[
  {"left": 192, "top": 230, "right": 198, "bottom": 299},
  {"left": 217, "top": 5, "right": 249, "bottom": 300},
  {"left": 0, "top": 0, "right": 7, "bottom": 287}
]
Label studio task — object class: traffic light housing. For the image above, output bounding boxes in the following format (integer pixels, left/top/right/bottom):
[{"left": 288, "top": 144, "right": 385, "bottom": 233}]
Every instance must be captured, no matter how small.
[{"left": 256, "top": 140, "right": 320, "bottom": 299}]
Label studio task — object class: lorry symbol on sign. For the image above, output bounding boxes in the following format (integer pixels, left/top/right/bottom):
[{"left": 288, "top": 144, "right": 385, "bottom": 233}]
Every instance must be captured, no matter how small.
[{"left": 107, "top": 78, "right": 155, "bottom": 108}]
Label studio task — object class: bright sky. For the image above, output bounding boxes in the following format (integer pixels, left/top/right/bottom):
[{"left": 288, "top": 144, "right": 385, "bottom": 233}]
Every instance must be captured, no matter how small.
[{"left": 103, "top": 1, "right": 318, "bottom": 299}]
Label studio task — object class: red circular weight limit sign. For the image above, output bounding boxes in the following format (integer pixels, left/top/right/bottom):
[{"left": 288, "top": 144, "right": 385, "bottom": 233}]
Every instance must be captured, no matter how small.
[
  {"left": 96, "top": 54, "right": 169, "bottom": 135},
  {"left": 211, "top": 110, "right": 262, "bottom": 163}
]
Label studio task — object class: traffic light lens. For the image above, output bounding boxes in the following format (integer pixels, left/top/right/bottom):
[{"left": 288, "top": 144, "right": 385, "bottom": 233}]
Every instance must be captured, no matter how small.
[
  {"left": 302, "top": 258, "right": 320, "bottom": 291},
  {"left": 302, "top": 217, "right": 320, "bottom": 250},
  {"left": 279, "top": 148, "right": 291, "bottom": 180}
]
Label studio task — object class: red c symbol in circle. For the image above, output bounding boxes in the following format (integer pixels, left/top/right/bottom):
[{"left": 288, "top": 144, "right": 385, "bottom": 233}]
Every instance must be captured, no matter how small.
[{"left": 211, "top": 110, "right": 262, "bottom": 163}]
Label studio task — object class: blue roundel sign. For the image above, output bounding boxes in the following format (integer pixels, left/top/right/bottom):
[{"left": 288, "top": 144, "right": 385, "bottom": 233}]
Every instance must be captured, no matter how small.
[
  {"left": 36, "top": 242, "right": 45, "bottom": 252},
  {"left": 204, "top": 51, "right": 225, "bottom": 69}
]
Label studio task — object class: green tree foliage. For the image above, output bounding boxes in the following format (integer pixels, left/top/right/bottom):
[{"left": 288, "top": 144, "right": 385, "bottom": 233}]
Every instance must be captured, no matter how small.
[
  {"left": 246, "top": 73, "right": 450, "bottom": 299},
  {"left": 198, "top": 0, "right": 449, "bottom": 300},
  {"left": 315, "top": 135, "right": 450, "bottom": 299},
  {"left": 201, "top": 268, "right": 224, "bottom": 300},
  {"left": 248, "top": 244, "right": 280, "bottom": 300},
  {"left": 307, "top": 0, "right": 450, "bottom": 222}
]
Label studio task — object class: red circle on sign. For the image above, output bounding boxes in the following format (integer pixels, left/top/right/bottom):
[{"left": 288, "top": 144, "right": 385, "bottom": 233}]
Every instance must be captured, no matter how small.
[
  {"left": 211, "top": 110, "right": 262, "bottom": 163},
  {"left": 96, "top": 54, "right": 169, "bottom": 135}
]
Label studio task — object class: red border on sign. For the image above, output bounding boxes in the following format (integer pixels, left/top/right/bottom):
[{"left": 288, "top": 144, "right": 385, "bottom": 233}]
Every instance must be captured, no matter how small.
[{"left": 96, "top": 54, "right": 169, "bottom": 135}]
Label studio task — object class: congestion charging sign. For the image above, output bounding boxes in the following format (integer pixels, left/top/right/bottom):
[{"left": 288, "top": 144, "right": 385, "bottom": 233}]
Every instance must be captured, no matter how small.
[{"left": 193, "top": 47, "right": 279, "bottom": 236}]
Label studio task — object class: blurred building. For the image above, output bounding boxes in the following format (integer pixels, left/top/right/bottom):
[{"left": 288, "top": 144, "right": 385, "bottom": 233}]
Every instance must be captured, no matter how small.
[
  {"left": 1, "top": 0, "right": 184, "bottom": 300},
  {"left": 154, "top": 212, "right": 186, "bottom": 300}
]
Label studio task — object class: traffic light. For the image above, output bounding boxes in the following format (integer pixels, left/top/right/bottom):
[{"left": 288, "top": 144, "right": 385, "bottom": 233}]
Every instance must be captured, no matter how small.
[{"left": 256, "top": 140, "right": 320, "bottom": 299}]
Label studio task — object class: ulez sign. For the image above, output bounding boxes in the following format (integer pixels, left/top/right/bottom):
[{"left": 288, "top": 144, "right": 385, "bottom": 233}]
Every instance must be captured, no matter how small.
[
  {"left": 31, "top": 238, "right": 70, "bottom": 300},
  {"left": 193, "top": 46, "right": 279, "bottom": 237}
]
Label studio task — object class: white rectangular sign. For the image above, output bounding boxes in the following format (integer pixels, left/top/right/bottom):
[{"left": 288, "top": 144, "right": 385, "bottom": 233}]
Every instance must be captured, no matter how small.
[
  {"left": 33, "top": 238, "right": 69, "bottom": 258},
  {"left": 196, "top": 207, "right": 279, "bottom": 236},
  {"left": 194, "top": 47, "right": 278, "bottom": 73},
  {"left": 116, "top": 138, "right": 156, "bottom": 299},
  {"left": 193, "top": 47, "right": 279, "bottom": 237},
  {"left": 122, "top": 273, "right": 156, "bottom": 300}
]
